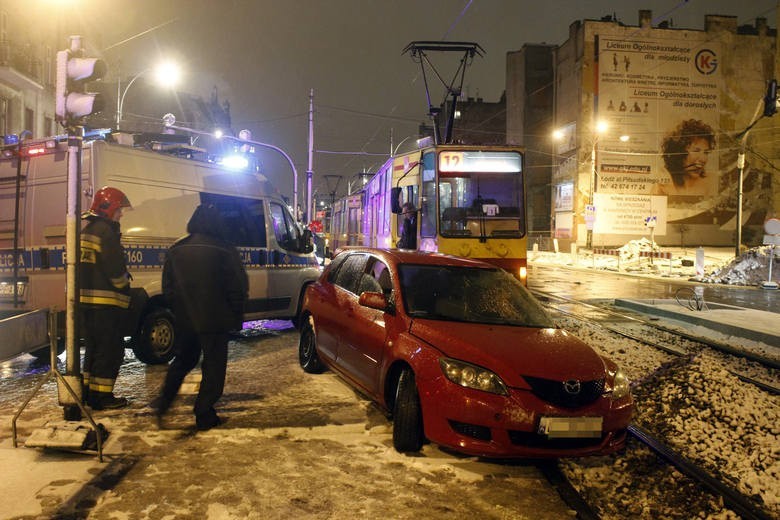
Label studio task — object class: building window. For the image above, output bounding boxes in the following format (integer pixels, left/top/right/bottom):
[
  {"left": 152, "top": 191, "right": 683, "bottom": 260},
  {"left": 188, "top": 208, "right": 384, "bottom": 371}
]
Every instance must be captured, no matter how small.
[
  {"left": 0, "top": 11, "right": 7, "bottom": 42},
  {"left": 0, "top": 97, "right": 7, "bottom": 135},
  {"left": 25, "top": 108, "right": 33, "bottom": 135},
  {"left": 44, "top": 45, "right": 52, "bottom": 86}
]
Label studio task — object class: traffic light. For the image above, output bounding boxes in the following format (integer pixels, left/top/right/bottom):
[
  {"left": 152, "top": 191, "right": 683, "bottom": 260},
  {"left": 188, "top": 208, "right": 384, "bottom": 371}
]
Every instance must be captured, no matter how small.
[
  {"left": 763, "top": 79, "right": 778, "bottom": 118},
  {"left": 55, "top": 41, "right": 107, "bottom": 123}
]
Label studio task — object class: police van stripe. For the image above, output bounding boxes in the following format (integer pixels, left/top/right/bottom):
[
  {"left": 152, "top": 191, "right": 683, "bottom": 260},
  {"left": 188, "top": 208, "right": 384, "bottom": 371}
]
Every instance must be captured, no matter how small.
[{"left": 0, "top": 244, "right": 318, "bottom": 273}]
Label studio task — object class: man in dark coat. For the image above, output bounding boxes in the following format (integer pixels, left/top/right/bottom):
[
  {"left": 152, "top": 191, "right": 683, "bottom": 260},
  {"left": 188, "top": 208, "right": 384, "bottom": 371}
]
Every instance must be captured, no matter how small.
[
  {"left": 80, "top": 186, "right": 133, "bottom": 410},
  {"left": 156, "top": 204, "right": 248, "bottom": 430},
  {"left": 397, "top": 202, "right": 417, "bottom": 249}
]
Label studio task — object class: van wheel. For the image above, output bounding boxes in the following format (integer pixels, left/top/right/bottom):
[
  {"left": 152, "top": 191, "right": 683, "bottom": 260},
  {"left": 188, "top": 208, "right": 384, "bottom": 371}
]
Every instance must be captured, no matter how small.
[{"left": 133, "top": 308, "right": 176, "bottom": 365}]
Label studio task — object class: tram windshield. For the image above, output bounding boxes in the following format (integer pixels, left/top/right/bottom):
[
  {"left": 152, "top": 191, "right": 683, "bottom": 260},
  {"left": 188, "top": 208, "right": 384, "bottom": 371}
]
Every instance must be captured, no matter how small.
[{"left": 437, "top": 151, "right": 525, "bottom": 239}]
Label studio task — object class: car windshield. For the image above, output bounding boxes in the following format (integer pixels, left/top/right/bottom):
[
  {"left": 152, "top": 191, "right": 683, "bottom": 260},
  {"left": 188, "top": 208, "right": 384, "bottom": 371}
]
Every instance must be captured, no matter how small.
[{"left": 398, "top": 265, "right": 554, "bottom": 327}]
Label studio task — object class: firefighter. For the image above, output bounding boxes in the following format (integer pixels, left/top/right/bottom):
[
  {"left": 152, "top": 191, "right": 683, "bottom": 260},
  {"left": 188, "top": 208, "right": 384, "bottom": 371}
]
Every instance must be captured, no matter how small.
[{"left": 80, "top": 186, "right": 132, "bottom": 410}]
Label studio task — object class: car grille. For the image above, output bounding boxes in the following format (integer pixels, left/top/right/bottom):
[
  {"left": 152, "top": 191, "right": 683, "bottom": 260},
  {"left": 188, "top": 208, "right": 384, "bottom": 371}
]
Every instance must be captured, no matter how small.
[
  {"left": 522, "top": 376, "right": 605, "bottom": 408},
  {"left": 449, "top": 420, "right": 492, "bottom": 441}
]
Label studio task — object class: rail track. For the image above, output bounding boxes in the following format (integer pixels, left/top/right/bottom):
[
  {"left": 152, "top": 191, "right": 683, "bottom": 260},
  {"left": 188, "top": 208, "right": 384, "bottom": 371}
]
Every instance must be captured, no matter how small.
[
  {"left": 530, "top": 288, "right": 779, "bottom": 394},
  {"left": 529, "top": 289, "right": 779, "bottom": 519}
]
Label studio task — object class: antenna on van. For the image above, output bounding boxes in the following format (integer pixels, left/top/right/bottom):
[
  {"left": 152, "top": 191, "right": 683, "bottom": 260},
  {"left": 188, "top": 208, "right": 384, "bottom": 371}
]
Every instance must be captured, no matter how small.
[{"left": 402, "top": 41, "right": 484, "bottom": 145}]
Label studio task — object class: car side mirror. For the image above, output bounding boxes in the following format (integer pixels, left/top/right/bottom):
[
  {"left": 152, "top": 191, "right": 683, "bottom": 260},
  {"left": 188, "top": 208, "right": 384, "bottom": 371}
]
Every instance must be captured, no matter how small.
[
  {"left": 299, "top": 228, "right": 314, "bottom": 253},
  {"left": 359, "top": 291, "right": 389, "bottom": 312}
]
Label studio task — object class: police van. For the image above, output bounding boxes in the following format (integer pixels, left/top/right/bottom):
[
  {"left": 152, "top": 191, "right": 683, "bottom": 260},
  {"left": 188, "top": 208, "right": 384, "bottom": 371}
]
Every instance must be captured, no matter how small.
[{"left": 0, "top": 132, "right": 320, "bottom": 364}]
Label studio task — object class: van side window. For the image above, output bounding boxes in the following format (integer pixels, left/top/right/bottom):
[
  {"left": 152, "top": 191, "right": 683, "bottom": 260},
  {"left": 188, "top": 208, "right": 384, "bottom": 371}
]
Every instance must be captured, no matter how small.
[
  {"left": 270, "top": 202, "right": 297, "bottom": 250},
  {"left": 201, "top": 193, "right": 267, "bottom": 247}
]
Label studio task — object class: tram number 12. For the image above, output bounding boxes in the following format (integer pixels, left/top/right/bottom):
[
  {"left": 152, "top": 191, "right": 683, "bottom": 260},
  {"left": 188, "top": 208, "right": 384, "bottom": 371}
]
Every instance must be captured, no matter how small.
[{"left": 439, "top": 152, "right": 463, "bottom": 172}]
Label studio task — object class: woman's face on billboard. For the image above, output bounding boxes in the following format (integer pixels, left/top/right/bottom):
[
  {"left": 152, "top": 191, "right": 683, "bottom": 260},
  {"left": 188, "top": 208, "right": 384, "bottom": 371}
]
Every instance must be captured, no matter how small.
[{"left": 682, "top": 137, "right": 712, "bottom": 181}]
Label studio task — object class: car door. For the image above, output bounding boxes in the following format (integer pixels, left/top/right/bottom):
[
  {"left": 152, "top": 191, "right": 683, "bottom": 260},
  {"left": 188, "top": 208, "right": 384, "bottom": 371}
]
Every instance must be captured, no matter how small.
[
  {"left": 336, "top": 256, "right": 391, "bottom": 396},
  {"left": 306, "top": 254, "right": 347, "bottom": 363},
  {"left": 318, "top": 253, "right": 366, "bottom": 363}
]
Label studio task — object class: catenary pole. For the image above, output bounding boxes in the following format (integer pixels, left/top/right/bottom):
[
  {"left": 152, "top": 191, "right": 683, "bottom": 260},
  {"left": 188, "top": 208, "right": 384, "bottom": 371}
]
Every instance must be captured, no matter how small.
[{"left": 307, "top": 89, "right": 314, "bottom": 225}]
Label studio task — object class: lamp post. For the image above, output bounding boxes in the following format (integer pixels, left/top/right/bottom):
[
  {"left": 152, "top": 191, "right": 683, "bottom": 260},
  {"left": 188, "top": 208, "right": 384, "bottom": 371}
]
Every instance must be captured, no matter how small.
[
  {"left": 117, "top": 62, "right": 180, "bottom": 130},
  {"left": 585, "top": 120, "right": 609, "bottom": 249},
  {"left": 162, "top": 115, "right": 300, "bottom": 217}
]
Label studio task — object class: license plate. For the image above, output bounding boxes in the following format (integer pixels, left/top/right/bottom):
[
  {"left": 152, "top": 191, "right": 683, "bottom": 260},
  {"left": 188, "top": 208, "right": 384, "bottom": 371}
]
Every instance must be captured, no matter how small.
[
  {"left": 0, "top": 282, "right": 26, "bottom": 299},
  {"left": 538, "top": 416, "right": 603, "bottom": 438}
]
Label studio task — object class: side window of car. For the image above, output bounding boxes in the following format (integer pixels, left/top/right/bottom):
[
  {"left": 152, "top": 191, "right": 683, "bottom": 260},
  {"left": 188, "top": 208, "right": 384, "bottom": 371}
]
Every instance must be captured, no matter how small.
[
  {"left": 364, "top": 257, "right": 392, "bottom": 297},
  {"left": 333, "top": 254, "right": 366, "bottom": 294},
  {"left": 326, "top": 254, "right": 348, "bottom": 283}
]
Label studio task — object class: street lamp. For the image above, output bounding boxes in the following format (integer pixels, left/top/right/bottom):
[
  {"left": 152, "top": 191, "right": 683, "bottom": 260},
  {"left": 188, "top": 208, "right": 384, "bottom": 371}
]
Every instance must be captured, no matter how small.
[
  {"left": 161, "top": 115, "right": 300, "bottom": 218},
  {"left": 585, "top": 120, "right": 609, "bottom": 249},
  {"left": 116, "top": 62, "right": 180, "bottom": 129}
]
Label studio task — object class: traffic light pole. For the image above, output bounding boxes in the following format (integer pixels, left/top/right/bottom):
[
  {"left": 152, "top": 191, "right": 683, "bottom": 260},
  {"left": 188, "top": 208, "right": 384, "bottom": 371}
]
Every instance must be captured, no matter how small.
[{"left": 62, "top": 126, "right": 83, "bottom": 421}]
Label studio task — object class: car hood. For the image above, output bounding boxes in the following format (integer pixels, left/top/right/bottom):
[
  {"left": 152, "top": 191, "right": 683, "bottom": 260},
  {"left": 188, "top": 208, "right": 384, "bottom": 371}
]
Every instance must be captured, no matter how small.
[{"left": 409, "top": 319, "right": 608, "bottom": 387}]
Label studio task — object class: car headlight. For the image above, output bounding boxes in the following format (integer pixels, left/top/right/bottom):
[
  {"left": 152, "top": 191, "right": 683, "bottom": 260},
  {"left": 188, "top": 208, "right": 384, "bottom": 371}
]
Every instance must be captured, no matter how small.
[
  {"left": 611, "top": 368, "right": 631, "bottom": 400},
  {"left": 439, "top": 358, "right": 508, "bottom": 396}
]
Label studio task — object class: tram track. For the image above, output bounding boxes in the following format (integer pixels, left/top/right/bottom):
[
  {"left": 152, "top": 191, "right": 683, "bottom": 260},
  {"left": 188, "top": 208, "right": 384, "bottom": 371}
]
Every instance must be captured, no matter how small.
[
  {"left": 530, "top": 288, "right": 780, "bottom": 395},
  {"left": 528, "top": 289, "right": 779, "bottom": 519}
]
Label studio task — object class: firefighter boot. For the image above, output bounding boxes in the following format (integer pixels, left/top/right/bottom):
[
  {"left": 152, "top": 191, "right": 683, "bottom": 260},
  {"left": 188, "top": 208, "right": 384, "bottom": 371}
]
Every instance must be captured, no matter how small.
[{"left": 88, "top": 391, "right": 129, "bottom": 410}]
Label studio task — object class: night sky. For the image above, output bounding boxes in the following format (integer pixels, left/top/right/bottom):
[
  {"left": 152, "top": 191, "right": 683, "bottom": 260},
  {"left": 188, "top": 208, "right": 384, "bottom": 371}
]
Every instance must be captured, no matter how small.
[{"left": 56, "top": 0, "right": 778, "bottom": 202}]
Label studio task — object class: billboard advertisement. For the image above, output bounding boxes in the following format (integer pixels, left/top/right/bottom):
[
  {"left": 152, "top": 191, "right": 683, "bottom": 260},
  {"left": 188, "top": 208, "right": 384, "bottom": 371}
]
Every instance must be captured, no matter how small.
[{"left": 595, "top": 35, "right": 721, "bottom": 233}]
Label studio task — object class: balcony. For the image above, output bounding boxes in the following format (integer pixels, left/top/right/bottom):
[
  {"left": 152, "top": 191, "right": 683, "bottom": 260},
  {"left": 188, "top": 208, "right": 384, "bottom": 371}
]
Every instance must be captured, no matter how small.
[{"left": 0, "top": 40, "right": 44, "bottom": 92}]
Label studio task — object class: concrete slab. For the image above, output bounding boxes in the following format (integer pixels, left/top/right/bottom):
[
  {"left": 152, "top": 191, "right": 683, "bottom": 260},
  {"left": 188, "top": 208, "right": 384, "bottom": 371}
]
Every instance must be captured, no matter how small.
[{"left": 615, "top": 299, "right": 780, "bottom": 347}]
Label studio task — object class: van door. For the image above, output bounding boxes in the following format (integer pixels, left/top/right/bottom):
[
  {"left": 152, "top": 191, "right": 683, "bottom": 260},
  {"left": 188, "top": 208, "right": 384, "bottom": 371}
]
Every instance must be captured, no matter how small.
[{"left": 267, "top": 201, "right": 308, "bottom": 315}]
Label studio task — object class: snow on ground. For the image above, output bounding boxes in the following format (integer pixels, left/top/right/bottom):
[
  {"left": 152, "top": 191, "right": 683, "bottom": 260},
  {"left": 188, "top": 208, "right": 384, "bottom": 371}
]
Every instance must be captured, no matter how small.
[
  {"left": 530, "top": 239, "right": 778, "bottom": 286},
  {"left": 553, "top": 313, "right": 779, "bottom": 519}
]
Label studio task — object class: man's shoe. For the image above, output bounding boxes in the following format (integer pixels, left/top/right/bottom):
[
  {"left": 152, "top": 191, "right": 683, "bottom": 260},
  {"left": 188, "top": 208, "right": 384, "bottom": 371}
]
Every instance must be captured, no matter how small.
[{"left": 195, "top": 414, "right": 223, "bottom": 431}]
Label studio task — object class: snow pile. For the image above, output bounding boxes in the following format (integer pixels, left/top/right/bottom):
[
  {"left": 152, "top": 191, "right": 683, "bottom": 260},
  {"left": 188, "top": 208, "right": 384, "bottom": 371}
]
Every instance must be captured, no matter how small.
[
  {"left": 701, "top": 246, "right": 778, "bottom": 286},
  {"left": 616, "top": 237, "right": 658, "bottom": 262}
]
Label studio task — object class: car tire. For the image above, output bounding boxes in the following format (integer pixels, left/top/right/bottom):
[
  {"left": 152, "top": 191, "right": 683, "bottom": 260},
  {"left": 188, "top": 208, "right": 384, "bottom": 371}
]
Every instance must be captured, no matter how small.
[
  {"left": 393, "top": 368, "right": 424, "bottom": 452},
  {"left": 299, "top": 316, "right": 325, "bottom": 374},
  {"left": 132, "top": 307, "right": 176, "bottom": 365}
]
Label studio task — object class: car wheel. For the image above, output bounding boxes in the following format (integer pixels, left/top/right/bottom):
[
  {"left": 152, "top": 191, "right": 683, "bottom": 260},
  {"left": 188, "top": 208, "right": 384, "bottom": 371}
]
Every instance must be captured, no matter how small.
[
  {"left": 132, "top": 307, "right": 176, "bottom": 365},
  {"left": 299, "top": 316, "right": 325, "bottom": 374},
  {"left": 393, "top": 367, "right": 424, "bottom": 452}
]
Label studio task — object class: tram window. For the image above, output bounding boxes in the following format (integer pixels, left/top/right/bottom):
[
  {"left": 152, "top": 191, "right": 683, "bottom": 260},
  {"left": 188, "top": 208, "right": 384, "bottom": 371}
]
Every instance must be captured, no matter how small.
[{"left": 420, "top": 180, "right": 435, "bottom": 237}]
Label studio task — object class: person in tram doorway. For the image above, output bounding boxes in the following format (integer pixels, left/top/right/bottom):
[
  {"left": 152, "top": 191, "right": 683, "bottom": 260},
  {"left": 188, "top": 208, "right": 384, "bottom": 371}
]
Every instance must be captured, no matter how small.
[
  {"left": 80, "top": 186, "right": 133, "bottom": 410},
  {"left": 397, "top": 202, "right": 417, "bottom": 249},
  {"left": 155, "top": 203, "right": 248, "bottom": 430}
]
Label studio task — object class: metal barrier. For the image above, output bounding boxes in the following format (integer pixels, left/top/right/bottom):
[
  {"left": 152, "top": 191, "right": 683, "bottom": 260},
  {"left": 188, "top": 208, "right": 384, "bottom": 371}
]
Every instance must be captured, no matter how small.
[
  {"left": 11, "top": 310, "right": 105, "bottom": 461},
  {"left": 0, "top": 309, "right": 49, "bottom": 363},
  {"left": 593, "top": 248, "right": 621, "bottom": 270},
  {"left": 640, "top": 250, "right": 673, "bottom": 273}
]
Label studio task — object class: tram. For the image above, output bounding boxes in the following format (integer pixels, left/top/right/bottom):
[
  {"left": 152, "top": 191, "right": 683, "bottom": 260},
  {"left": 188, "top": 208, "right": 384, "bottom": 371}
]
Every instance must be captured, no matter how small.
[{"left": 329, "top": 142, "right": 527, "bottom": 282}]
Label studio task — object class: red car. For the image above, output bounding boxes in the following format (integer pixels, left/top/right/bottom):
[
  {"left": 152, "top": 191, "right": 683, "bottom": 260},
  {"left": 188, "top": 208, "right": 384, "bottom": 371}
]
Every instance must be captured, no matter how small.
[{"left": 298, "top": 248, "right": 633, "bottom": 458}]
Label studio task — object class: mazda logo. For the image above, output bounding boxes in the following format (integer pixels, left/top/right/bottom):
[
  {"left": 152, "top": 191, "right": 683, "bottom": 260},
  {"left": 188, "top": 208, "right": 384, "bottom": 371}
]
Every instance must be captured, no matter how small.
[{"left": 563, "top": 380, "right": 581, "bottom": 395}]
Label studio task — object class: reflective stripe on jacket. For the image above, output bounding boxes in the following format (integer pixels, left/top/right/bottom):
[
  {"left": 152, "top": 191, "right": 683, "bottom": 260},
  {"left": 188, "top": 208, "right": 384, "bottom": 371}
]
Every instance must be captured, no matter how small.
[{"left": 80, "top": 216, "right": 131, "bottom": 309}]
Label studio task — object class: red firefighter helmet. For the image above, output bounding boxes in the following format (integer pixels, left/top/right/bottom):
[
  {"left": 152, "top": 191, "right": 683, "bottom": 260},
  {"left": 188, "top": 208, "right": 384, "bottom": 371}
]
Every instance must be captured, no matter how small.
[{"left": 89, "top": 186, "right": 131, "bottom": 219}]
